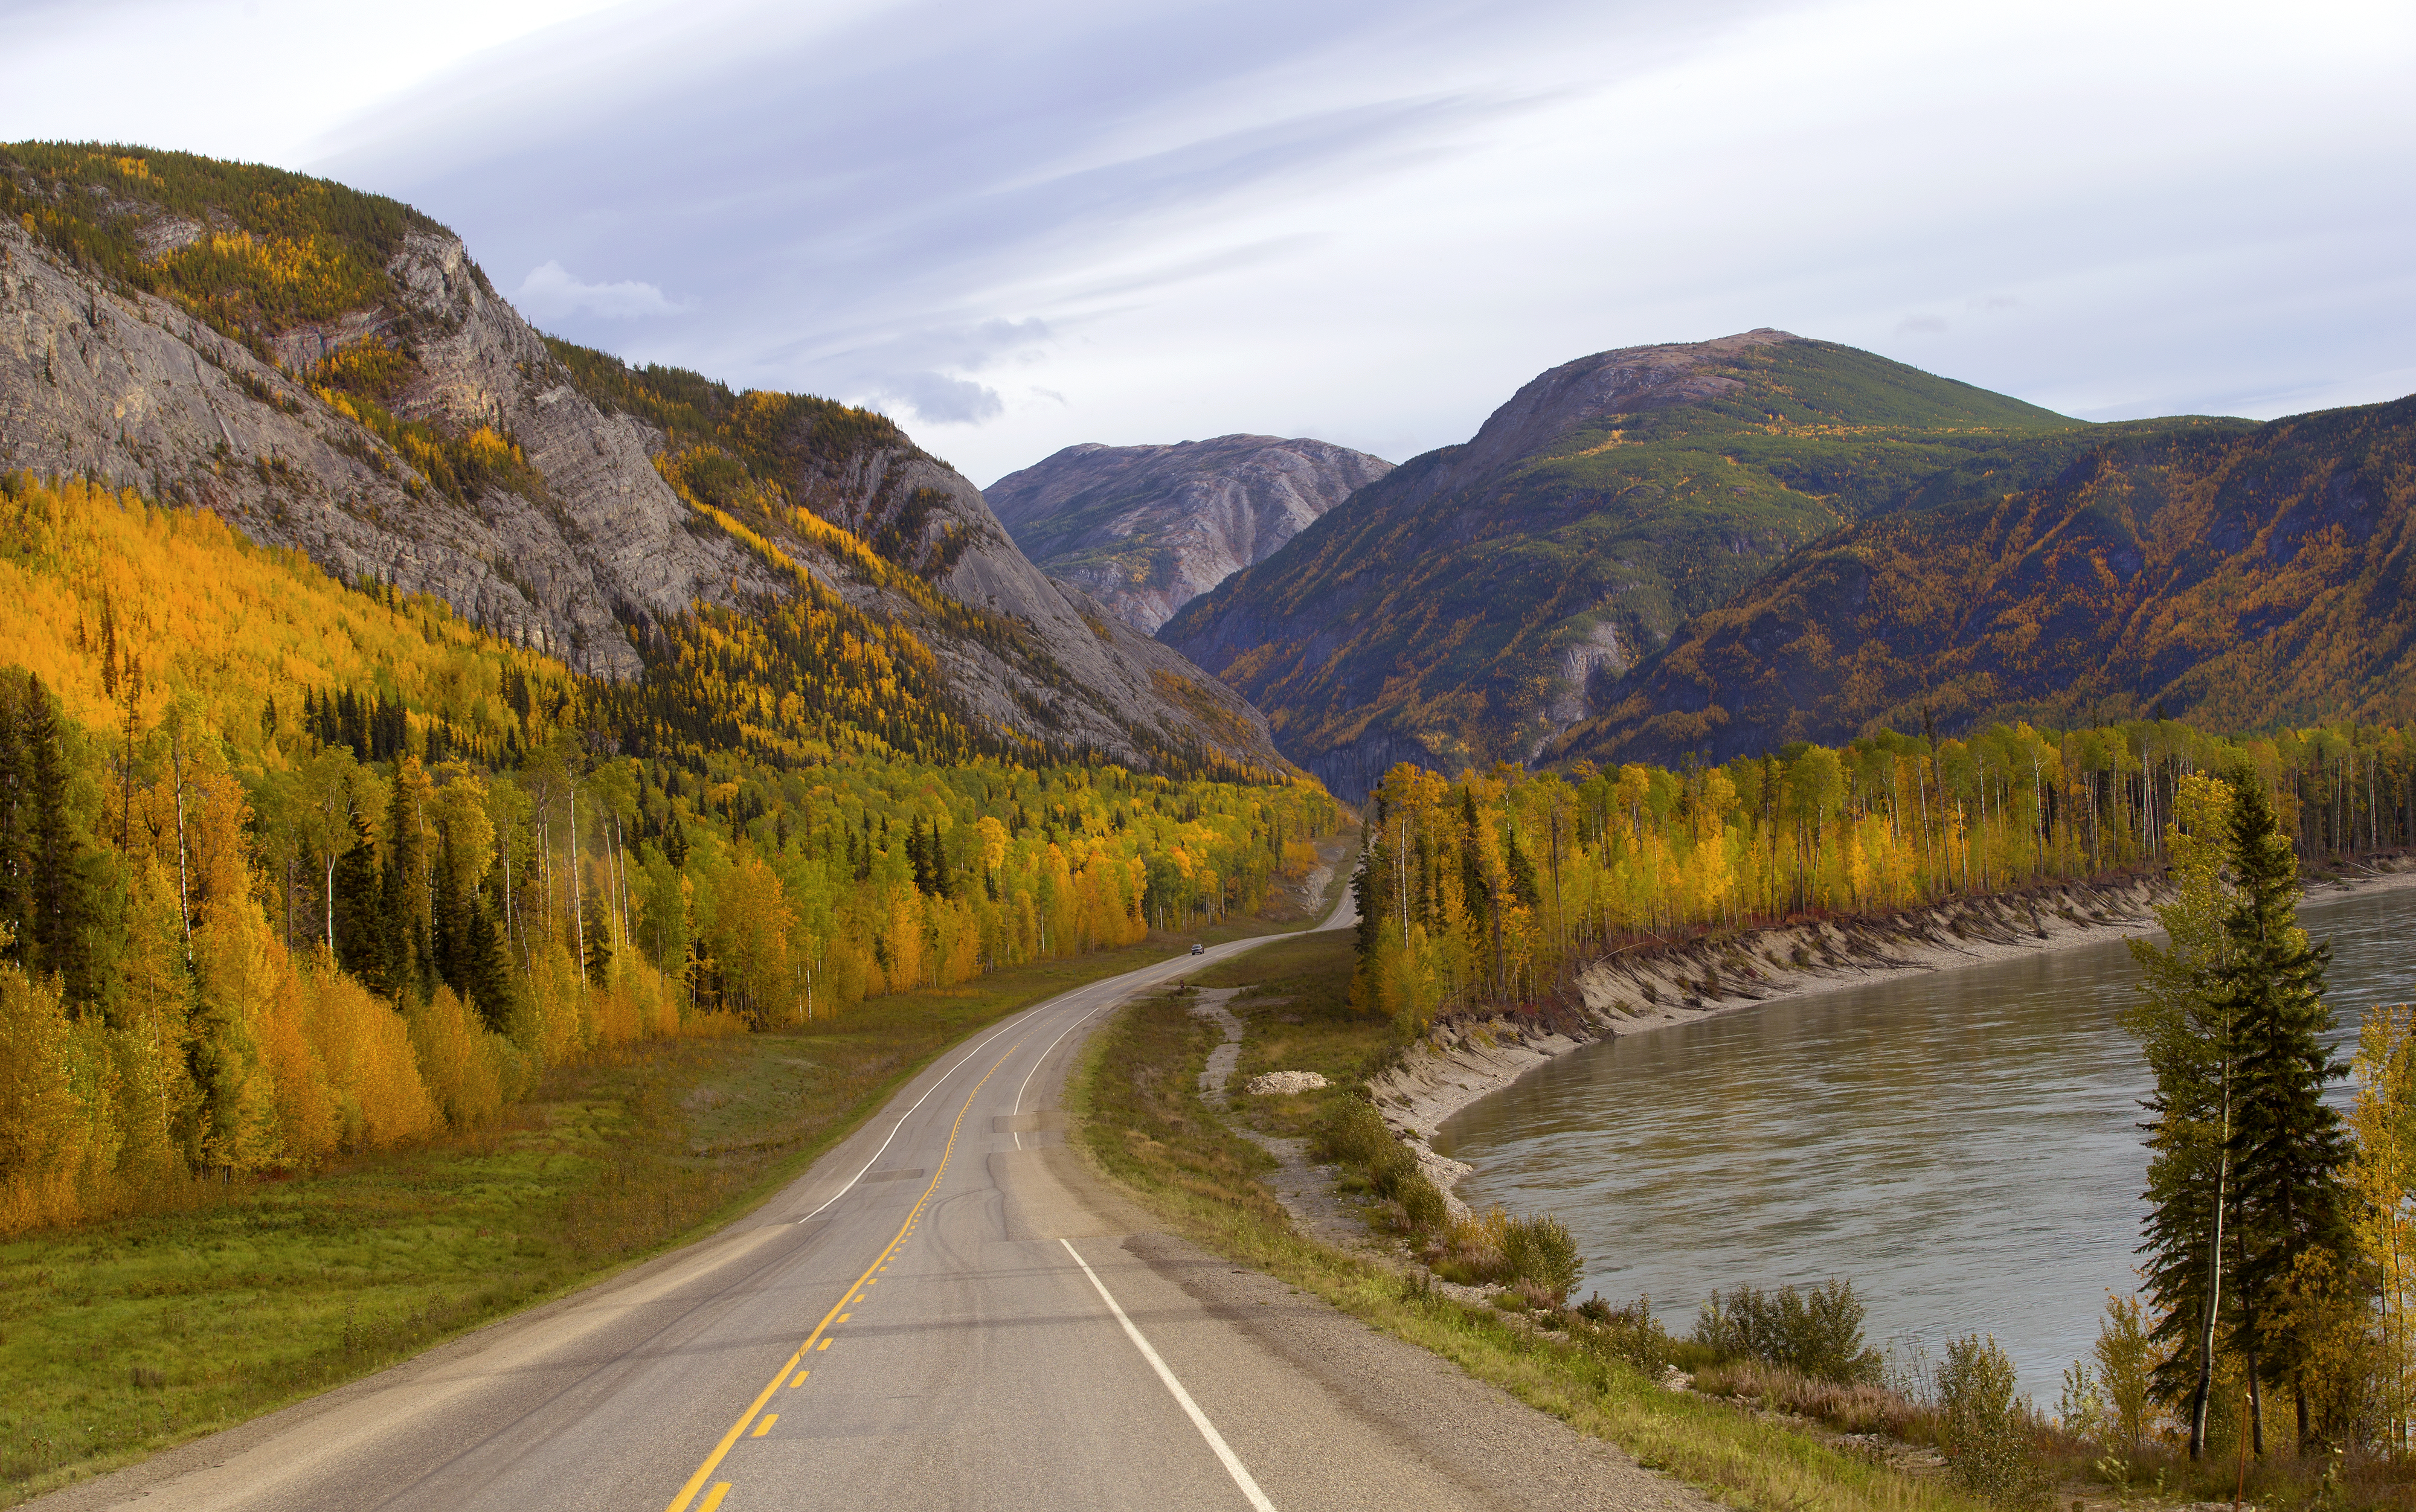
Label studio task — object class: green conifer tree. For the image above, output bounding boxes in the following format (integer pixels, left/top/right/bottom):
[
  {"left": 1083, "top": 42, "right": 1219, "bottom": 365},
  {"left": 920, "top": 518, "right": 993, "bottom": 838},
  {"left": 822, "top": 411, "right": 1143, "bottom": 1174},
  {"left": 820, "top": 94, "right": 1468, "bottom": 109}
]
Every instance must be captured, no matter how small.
[{"left": 2218, "top": 778, "right": 2350, "bottom": 1449}]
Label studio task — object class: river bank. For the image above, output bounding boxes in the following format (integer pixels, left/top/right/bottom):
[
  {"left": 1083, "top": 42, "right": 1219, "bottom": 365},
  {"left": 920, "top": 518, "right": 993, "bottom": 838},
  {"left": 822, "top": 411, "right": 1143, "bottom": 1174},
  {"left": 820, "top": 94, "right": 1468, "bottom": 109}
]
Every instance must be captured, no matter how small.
[{"left": 1372, "top": 859, "right": 2416, "bottom": 1209}]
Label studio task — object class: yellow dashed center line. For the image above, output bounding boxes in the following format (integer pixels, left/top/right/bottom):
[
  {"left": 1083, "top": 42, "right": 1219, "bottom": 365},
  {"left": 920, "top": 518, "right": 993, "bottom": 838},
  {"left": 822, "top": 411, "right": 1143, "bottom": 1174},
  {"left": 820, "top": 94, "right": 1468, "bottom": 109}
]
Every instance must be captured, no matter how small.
[
  {"left": 663, "top": 1042, "right": 1019, "bottom": 1512},
  {"left": 787, "top": 1370, "right": 808, "bottom": 1388},
  {"left": 750, "top": 1415, "right": 777, "bottom": 1437}
]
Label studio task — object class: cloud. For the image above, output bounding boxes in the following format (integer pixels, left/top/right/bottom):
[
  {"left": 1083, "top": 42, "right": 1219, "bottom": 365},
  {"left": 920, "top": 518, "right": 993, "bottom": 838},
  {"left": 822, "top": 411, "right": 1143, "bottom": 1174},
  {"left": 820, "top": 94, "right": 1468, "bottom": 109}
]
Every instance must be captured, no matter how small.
[
  {"left": 866, "top": 373, "right": 1006, "bottom": 426},
  {"left": 29, "top": 0, "right": 2388, "bottom": 478},
  {"left": 512, "top": 260, "right": 693, "bottom": 320}
]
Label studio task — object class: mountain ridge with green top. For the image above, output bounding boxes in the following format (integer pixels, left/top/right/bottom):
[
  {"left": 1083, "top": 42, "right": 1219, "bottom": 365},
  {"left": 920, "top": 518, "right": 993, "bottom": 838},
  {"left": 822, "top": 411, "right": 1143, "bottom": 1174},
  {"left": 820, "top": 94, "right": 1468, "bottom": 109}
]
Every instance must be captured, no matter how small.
[{"left": 1159, "top": 329, "right": 2098, "bottom": 796}]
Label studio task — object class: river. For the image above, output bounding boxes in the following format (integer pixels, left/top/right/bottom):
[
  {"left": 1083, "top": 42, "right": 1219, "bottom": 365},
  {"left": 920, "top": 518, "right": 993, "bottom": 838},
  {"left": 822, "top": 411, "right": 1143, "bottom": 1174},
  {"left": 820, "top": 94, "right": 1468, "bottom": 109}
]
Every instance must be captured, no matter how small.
[{"left": 1432, "top": 882, "right": 2416, "bottom": 1398}]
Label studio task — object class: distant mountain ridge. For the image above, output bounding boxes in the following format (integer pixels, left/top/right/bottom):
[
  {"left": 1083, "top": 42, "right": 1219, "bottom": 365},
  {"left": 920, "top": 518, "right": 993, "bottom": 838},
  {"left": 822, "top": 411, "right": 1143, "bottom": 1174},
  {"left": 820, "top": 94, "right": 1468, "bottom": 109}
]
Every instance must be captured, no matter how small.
[
  {"left": 1161, "top": 330, "right": 2089, "bottom": 797},
  {"left": 987, "top": 434, "right": 1390, "bottom": 631},
  {"left": 0, "top": 142, "right": 1284, "bottom": 774},
  {"left": 1550, "top": 397, "right": 2416, "bottom": 766}
]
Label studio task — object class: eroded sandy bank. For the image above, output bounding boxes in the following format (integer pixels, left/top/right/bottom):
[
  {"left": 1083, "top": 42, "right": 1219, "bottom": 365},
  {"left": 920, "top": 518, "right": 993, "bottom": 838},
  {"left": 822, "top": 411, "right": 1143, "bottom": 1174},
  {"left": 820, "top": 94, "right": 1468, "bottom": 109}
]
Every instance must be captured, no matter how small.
[{"left": 1370, "top": 860, "right": 2416, "bottom": 1209}]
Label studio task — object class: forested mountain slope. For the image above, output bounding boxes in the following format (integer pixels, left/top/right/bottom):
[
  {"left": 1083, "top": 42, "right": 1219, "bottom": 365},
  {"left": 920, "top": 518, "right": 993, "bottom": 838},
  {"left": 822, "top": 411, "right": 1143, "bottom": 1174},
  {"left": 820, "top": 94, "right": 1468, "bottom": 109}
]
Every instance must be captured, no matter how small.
[
  {"left": 0, "top": 470, "right": 1336, "bottom": 1231},
  {"left": 1550, "top": 397, "right": 2416, "bottom": 766},
  {"left": 1160, "top": 330, "right": 2089, "bottom": 798},
  {"left": 987, "top": 434, "right": 1391, "bottom": 631},
  {"left": 0, "top": 143, "right": 1279, "bottom": 775}
]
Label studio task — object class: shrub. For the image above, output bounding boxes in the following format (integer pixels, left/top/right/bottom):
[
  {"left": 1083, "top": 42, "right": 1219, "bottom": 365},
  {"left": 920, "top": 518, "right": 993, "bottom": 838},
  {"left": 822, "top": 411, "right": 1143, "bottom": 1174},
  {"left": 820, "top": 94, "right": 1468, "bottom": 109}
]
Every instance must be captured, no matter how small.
[
  {"left": 2092, "top": 1294, "right": 2159, "bottom": 1453},
  {"left": 1320, "top": 1097, "right": 1418, "bottom": 1197},
  {"left": 1695, "top": 1357, "right": 1920, "bottom": 1437},
  {"left": 1431, "top": 1203, "right": 1511, "bottom": 1286},
  {"left": 1937, "top": 1333, "right": 2047, "bottom": 1506},
  {"left": 1502, "top": 1213, "right": 1582, "bottom": 1304},
  {"left": 1692, "top": 1278, "right": 1880, "bottom": 1385},
  {"left": 1397, "top": 1171, "right": 1448, "bottom": 1232},
  {"left": 1576, "top": 1294, "right": 1675, "bottom": 1375}
]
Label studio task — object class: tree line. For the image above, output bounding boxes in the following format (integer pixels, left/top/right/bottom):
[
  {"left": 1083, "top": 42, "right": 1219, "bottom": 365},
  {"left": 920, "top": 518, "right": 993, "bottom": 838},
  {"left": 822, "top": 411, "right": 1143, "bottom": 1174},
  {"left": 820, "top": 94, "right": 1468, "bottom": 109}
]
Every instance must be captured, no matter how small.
[{"left": 1351, "top": 717, "right": 2416, "bottom": 1033}]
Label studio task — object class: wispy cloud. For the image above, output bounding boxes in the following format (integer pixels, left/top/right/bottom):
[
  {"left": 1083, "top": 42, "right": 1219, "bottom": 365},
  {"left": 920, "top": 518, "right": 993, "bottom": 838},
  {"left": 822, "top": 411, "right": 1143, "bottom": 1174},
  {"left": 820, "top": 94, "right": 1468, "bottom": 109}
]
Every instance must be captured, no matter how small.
[
  {"left": 513, "top": 261, "right": 692, "bottom": 320},
  {"left": 10, "top": 0, "right": 2406, "bottom": 479}
]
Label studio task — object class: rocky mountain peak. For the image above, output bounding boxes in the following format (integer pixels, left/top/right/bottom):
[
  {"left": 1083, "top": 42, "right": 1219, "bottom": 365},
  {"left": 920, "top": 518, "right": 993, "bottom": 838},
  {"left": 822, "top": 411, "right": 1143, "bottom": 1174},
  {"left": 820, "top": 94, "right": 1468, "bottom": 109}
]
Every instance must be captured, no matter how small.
[{"left": 986, "top": 433, "right": 1390, "bottom": 631}]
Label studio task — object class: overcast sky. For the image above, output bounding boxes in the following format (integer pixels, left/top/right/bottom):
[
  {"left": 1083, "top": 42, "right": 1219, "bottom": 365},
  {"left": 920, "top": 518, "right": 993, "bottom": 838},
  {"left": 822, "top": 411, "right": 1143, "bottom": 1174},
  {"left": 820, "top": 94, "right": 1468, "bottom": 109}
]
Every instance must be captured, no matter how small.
[{"left": 5, "top": 0, "right": 2411, "bottom": 484}]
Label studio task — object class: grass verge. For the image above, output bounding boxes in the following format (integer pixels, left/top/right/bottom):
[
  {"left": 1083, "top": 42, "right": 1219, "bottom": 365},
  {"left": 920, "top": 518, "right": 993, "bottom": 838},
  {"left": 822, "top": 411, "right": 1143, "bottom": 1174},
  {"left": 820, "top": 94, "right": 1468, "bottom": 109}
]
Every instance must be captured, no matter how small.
[
  {"left": 1073, "top": 970, "right": 1990, "bottom": 1512},
  {"left": 0, "top": 933, "right": 1233, "bottom": 1507}
]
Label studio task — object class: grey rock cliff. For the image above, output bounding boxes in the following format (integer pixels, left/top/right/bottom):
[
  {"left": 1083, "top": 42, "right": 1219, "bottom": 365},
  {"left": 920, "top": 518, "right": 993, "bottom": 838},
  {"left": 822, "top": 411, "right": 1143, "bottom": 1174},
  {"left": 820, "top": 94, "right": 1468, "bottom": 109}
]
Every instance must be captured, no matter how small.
[
  {"left": 0, "top": 213, "right": 1283, "bottom": 772},
  {"left": 986, "top": 434, "right": 1391, "bottom": 632}
]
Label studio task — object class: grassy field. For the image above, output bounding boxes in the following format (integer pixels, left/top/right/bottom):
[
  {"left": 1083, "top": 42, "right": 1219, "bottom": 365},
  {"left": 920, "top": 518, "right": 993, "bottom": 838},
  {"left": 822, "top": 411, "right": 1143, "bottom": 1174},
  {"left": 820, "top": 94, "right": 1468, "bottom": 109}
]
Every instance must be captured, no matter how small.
[
  {"left": 1076, "top": 932, "right": 1991, "bottom": 1512},
  {"left": 0, "top": 920, "right": 1322, "bottom": 1508}
]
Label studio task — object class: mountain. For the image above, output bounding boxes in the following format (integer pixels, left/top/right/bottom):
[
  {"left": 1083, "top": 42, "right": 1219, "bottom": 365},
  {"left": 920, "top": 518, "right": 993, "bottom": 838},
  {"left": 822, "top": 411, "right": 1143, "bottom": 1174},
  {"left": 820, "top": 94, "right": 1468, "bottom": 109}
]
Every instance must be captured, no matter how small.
[
  {"left": 1160, "top": 329, "right": 2090, "bottom": 797},
  {"left": 1549, "top": 397, "right": 2416, "bottom": 767},
  {"left": 986, "top": 434, "right": 1391, "bottom": 631},
  {"left": 0, "top": 143, "right": 1282, "bottom": 775}
]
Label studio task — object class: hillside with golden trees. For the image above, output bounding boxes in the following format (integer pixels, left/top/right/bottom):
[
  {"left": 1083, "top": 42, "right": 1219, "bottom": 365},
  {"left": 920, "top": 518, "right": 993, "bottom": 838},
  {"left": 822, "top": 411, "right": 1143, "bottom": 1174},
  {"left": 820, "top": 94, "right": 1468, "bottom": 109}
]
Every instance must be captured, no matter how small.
[
  {"left": 0, "top": 141, "right": 1285, "bottom": 774},
  {"left": 0, "top": 475, "right": 1337, "bottom": 1234},
  {"left": 1554, "top": 396, "right": 2416, "bottom": 767}
]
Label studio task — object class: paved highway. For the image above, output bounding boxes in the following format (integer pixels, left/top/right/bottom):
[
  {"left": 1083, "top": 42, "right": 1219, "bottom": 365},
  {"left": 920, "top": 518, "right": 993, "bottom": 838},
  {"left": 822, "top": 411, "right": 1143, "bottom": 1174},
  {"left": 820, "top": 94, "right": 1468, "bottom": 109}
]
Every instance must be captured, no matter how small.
[{"left": 39, "top": 885, "right": 1704, "bottom": 1512}]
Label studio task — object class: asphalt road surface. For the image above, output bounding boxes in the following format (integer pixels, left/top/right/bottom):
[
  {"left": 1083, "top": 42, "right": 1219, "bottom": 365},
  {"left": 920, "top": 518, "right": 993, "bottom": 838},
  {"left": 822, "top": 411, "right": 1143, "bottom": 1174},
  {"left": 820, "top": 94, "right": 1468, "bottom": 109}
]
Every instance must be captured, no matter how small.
[{"left": 37, "top": 885, "right": 1710, "bottom": 1512}]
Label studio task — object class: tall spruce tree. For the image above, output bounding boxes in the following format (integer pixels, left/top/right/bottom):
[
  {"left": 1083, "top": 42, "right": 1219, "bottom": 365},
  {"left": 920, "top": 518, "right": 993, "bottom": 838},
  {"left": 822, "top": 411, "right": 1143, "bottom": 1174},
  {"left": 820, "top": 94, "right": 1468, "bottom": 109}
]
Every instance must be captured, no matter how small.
[
  {"left": 462, "top": 899, "right": 514, "bottom": 1032},
  {"left": 2218, "top": 779, "right": 2350, "bottom": 1449},
  {"left": 331, "top": 809, "right": 384, "bottom": 985},
  {"left": 22, "top": 673, "right": 90, "bottom": 998},
  {"left": 2127, "top": 772, "right": 2241, "bottom": 1457},
  {"left": 0, "top": 671, "right": 27, "bottom": 959}
]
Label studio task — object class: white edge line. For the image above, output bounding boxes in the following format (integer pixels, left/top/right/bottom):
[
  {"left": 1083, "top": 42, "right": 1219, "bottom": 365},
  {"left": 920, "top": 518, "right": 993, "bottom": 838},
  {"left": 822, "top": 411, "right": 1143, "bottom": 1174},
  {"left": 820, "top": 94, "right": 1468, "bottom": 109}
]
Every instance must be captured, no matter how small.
[
  {"left": 1061, "top": 1238, "right": 1277, "bottom": 1512},
  {"left": 1009, "top": 993, "right": 1125, "bottom": 1150},
  {"left": 795, "top": 1015, "right": 1026, "bottom": 1223}
]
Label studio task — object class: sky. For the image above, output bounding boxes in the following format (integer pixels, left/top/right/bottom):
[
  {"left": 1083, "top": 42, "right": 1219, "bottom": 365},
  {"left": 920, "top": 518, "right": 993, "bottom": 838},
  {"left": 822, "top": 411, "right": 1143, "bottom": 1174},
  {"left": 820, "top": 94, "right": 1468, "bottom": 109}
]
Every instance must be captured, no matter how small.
[{"left": 4, "top": 0, "right": 2411, "bottom": 485}]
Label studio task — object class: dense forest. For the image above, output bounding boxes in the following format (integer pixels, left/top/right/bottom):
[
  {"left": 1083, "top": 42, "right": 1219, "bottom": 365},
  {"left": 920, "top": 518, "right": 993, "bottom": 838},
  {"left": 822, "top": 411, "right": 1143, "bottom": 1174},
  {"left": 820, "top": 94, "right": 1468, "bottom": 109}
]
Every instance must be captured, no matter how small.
[
  {"left": 1557, "top": 393, "right": 2416, "bottom": 769},
  {"left": 0, "top": 475, "right": 1337, "bottom": 1233},
  {"left": 1351, "top": 716, "right": 2415, "bottom": 1032}
]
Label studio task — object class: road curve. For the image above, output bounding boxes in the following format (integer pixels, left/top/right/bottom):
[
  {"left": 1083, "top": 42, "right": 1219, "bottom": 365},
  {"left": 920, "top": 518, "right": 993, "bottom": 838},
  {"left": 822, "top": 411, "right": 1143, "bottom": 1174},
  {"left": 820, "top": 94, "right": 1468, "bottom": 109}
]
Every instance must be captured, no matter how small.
[{"left": 35, "top": 885, "right": 1706, "bottom": 1512}]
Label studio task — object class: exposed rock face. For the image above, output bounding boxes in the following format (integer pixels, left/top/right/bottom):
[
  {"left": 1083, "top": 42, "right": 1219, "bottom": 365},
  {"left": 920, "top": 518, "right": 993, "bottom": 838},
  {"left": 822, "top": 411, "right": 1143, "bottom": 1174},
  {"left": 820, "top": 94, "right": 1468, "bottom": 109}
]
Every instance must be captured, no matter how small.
[
  {"left": 0, "top": 210, "right": 1283, "bottom": 772},
  {"left": 0, "top": 218, "right": 726, "bottom": 676},
  {"left": 986, "top": 435, "right": 1391, "bottom": 631}
]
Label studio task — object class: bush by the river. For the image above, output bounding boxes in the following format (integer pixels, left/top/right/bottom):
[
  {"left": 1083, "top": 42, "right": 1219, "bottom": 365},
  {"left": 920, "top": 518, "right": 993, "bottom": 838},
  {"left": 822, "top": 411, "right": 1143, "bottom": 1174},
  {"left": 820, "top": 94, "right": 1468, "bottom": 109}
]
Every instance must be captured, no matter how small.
[
  {"left": 1691, "top": 1278, "right": 1882, "bottom": 1385},
  {"left": 1936, "top": 1334, "right": 2050, "bottom": 1507}
]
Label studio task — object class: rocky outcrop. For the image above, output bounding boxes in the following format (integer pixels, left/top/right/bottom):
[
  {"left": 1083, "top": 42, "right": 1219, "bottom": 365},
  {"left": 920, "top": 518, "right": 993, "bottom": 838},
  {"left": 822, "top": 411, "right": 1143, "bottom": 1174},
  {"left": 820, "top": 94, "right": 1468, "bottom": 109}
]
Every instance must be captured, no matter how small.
[
  {"left": 0, "top": 217, "right": 764, "bottom": 677},
  {"left": 0, "top": 197, "right": 1284, "bottom": 772},
  {"left": 987, "top": 435, "right": 1390, "bottom": 631}
]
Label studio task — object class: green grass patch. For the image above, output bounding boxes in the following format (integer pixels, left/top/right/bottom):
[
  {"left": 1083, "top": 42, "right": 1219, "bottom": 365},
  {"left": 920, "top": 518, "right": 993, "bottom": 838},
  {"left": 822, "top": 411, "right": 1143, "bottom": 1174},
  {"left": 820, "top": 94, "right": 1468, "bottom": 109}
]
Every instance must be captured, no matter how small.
[
  {"left": 1073, "top": 986, "right": 1989, "bottom": 1512},
  {"left": 1191, "top": 929, "right": 1384, "bottom": 1141},
  {"left": 0, "top": 935, "right": 1212, "bottom": 1507}
]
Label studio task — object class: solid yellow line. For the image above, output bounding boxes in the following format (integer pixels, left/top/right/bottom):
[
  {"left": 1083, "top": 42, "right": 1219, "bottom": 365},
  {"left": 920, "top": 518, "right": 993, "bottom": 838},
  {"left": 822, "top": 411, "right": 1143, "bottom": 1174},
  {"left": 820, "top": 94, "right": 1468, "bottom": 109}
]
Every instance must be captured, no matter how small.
[{"left": 663, "top": 1042, "right": 1018, "bottom": 1512}]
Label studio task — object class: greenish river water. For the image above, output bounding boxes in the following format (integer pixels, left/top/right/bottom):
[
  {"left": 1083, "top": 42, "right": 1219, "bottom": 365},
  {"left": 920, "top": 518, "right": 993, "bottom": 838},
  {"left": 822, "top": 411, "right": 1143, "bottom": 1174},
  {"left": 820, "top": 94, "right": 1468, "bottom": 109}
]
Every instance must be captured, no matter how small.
[{"left": 1433, "top": 883, "right": 2416, "bottom": 1398}]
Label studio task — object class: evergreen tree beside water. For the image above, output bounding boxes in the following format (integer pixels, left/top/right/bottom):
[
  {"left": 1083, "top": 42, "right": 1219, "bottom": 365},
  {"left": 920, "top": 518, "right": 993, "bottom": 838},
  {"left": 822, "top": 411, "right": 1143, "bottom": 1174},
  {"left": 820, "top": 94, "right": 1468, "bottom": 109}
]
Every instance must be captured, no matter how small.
[{"left": 2128, "top": 773, "right": 2353, "bottom": 1458}]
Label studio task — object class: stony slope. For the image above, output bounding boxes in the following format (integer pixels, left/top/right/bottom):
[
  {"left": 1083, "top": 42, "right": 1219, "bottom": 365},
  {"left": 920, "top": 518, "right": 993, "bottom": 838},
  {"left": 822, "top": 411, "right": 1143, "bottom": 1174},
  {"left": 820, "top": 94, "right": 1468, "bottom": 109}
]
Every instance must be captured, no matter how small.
[
  {"left": 1160, "top": 330, "right": 2085, "bottom": 796},
  {"left": 1549, "top": 398, "right": 2416, "bottom": 766},
  {"left": 0, "top": 144, "right": 1280, "bottom": 773},
  {"left": 986, "top": 435, "right": 1391, "bottom": 631}
]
